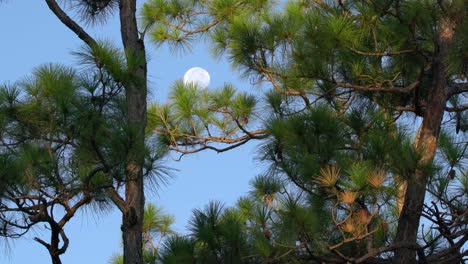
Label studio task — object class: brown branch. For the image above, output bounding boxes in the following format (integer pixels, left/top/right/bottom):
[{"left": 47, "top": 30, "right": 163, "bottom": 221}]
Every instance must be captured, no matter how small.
[
  {"left": 353, "top": 242, "right": 422, "bottom": 263},
  {"left": 430, "top": 201, "right": 456, "bottom": 245},
  {"left": 233, "top": 120, "right": 268, "bottom": 140},
  {"left": 105, "top": 188, "right": 126, "bottom": 212},
  {"left": 34, "top": 236, "right": 51, "bottom": 250},
  {"left": 447, "top": 82, "right": 468, "bottom": 98},
  {"left": 168, "top": 127, "right": 268, "bottom": 160},
  {"left": 426, "top": 233, "right": 468, "bottom": 262},
  {"left": 0, "top": 215, "right": 33, "bottom": 231},
  {"left": 445, "top": 105, "right": 468, "bottom": 112},
  {"left": 58, "top": 195, "right": 92, "bottom": 228},
  {"left": 171, "top": 129, "right": 267, "bottom": 145},
  {"left": 171, "top": 17, "right": 222, "bottom": 38},
  {"left": 330, "top": 248, "right": 353, "bottom": 262},
  {"left": 4, "top": 196, "right": 54, "bottom": 214},
  {"left": 329, "top": 227, "right": 380, "bottom": 251},
  {"left": 335, "top": 79, "right": 420, "bottom": 93},
  {"left": 44, "top": 0, "right": 97, "bottom": 47},
  {"left": 335, "top": 63, "right": 431, "bottom": 93},
  {"left": 395, "top": 106, "right": 417, "bottom": 112},
  {"left": 349, "top": 47, "right": 417, "bottom": 57},
  {"left": 172, "top": 137, "right": 253, "bottom": 158},
  {"left": 57, "top": 229, "right": 69, "bottom": 255}
]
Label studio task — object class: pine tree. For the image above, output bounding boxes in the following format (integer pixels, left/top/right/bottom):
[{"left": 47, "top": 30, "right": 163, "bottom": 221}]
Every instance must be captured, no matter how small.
[
  {"left": 201, "top": 1, "right": 467, "bottom": 263},
  {"left": 2, "top": 1, "right": 272, "bottom": 262},
  {"left": 164, "top": 102, "right": 466, "bottom": 263},
  {"left": 39, "top": 1, "right": 150, "bottom": 263},
  {"left": 0, "top": 63, "right": 129, "bottom": 264},
  {"left": 152, "top": 0, "right": 467, "bottom": 263},
  {"left": 0, "top": 47, "right": 169, "bottom": 263}
]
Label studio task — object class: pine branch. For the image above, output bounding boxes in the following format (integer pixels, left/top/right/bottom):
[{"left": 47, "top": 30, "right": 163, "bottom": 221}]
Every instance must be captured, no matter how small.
[
  {"left": 353, "top": 242, "right": 423, "bottom": 263},
  {"left": 447, "top": 82, "right": 468, "bottom": 99},
  {"left": 349, "top": 47, "right": 417, "bottom": 57},
  {"left": 334, "top": 63, "right": 431, "bottom": 93},
  {"left": 445, "top": 105, "right": 468, "bottom": 112},
  {"left": 335, "top": 79, "right": 420, "bottom": 93},
  {"left": 44, "top": 0, "right": 97, "bottom": 47},
  {"left": 105, "top": 188, "right": 126, "bottom": 212},
  {"left": 57, "top": 229, "right": 69, "bottom": 255},
  {"left": 58, "top": 194, "right": 92, "bottom": 228},
  {"left": 426, "top": 233, "right": 468, "bottom": 263},
  {"left": 34, "top": 236, "right": 51, "bottom": 250},
  {"left": 164, "top": 17, "right": 222, "bottom": 40},
  {"left": 172, "top": 138, "right": 254, "bottom": 158}
]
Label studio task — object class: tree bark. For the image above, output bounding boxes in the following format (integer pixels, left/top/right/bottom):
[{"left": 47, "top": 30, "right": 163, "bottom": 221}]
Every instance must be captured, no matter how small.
[
  {"left": 50, "top": 229, "right": 62, "bottom": 264},
  {"left": 34, "top": 223, "right": 63, "bottom": 264},
  {"left": 50, "top": 253, "right": 62, "bottom": 264},
  {"left": 393, "top": 16, "right": 457, "bottom": 264},
  {"left": 119, "top": 1, "right": 148, "bottom": 263}
]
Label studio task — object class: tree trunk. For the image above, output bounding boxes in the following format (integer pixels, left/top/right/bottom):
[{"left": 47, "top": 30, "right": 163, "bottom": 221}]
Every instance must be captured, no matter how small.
[
  {"left": 48, "top": 225, "right": 63, "bottom": 264},
  {"left": 44, "top": 0, "right": 148, "bottom": 263},
  {"left": 393, "top": 16, "right": 456, "bottom": 264},
  {"left": 119, "top": 1, "right": 148, "bottom": 263},
  {"left": 50, "top": 254, "right": 62, "bottom": 264},
  {"left": 122, "top": 178, "right": 144, "bottom": 264}
]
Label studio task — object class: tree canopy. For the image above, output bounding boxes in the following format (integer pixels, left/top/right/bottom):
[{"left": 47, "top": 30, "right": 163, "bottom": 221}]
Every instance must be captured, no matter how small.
[{"left": 151, "top": 0, "right": 467, "bottom": 263}]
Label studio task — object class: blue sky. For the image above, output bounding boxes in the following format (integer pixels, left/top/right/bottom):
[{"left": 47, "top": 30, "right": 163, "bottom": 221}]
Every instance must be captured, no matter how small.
[{"left": 0, "top": 2, "right": 264, "bottom": 263}]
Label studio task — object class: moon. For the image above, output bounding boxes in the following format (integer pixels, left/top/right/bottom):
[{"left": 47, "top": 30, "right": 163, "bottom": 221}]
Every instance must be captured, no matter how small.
[{"left": 183, "top": 67, "right": 210, "bottom": 89}]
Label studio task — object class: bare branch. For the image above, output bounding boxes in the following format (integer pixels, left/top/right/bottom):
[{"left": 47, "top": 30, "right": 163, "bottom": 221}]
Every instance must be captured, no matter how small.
[
  {"left": 233, "top": 120, "right": 268, "bottom": 140},
  {"left": 58, "top": 194, "right": 92, "bottom": 228},
  {"left": 349, "top": 47, "right": 417, "bottom": 57},
  {"left": 34, "top": 236, "right": 50, "bottom": 250},
  {"left": 445, "top": 105, "right": 468, "bottom": 112},
  {"left": 426, "top": 233, "right": 468, "bottom": 262},
  {"left": 447, "top": 82, "right": 468, "bottom": 98},
  {"left": 172, "top": 137, "right": 254, "bottom": 158},
  {"left": 335, "top": 79, "right": 420, "bottom": 93},
  {"left": 354, "top": 242, "right": 422, "bottom": 263},
  {"left": 167, "top": 129, "right": 267, "bottom": 147},
  {"left": 44, "top": 0, "right": 97, "bottom": 47},
  {"left": 57, "top": 229, "right": 69, "bottom": 255},
  {"left": 105, "top": 188, "right": 126, "bottom": 212}
]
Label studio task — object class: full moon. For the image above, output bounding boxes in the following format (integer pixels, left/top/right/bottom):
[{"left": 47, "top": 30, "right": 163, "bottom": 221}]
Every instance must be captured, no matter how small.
[{"left": 183, "top": 67, "right": 210, "bottom": 89}]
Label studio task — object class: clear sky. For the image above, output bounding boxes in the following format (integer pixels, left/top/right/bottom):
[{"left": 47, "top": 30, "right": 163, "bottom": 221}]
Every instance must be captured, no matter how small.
[{"left": 0, "top": 1, "right": 264, "bottom": 263}]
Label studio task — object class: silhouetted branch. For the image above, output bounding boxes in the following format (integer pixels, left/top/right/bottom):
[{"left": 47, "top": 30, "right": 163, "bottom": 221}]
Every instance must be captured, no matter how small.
[{"left": 45, "top": 0, "right": 97, "bottom": 47}]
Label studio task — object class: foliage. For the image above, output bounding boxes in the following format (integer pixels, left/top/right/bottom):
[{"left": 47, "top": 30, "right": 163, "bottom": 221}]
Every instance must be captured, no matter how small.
[
  {"left": 148, "top": 81, "right": 266, "bottom": 156},
  {"left": 3, "top": 0, "right": 163, "bottom": 263},
  {"left": 141, "top": 0, "right": 272, "bottom": 52},
  {"left": 150, "top": 0, "right": 468, "bottom": 263},
  {"left": 0, "top": 62, "right": 117, "bottom": 260},
  {"left": 167, "top": 103, "right": 466, "bottom": 263},
  {"left": 0, "top": 43, "right": 170, "bottom": 262}
]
